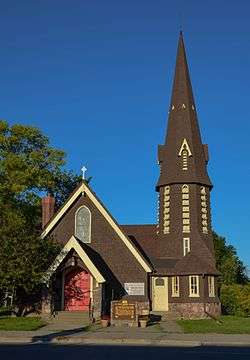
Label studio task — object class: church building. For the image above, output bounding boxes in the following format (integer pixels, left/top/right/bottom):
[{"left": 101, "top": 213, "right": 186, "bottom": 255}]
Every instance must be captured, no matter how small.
[{"left": 41, "top": 32, "right": 221, "bottom": 320}]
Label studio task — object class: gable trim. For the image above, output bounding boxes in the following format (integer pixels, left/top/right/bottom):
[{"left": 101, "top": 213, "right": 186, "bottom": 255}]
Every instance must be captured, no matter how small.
[
  {"left": 42, "top": 182, "right": 152, "bottom": 273},
  {"left": 44, "top": 236, "right": 105, "bottom": 284},
  {"left": 41, "top": 185, "right": 84, "bottom": 238}
]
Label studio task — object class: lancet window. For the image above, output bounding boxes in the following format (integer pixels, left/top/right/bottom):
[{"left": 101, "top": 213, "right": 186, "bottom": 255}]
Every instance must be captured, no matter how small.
[{"left": 75, "top": 206, "right": 91, "bottom": 243}]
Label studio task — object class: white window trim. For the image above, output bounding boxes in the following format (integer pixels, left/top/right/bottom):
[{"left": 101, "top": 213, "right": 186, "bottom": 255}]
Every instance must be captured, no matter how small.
[
  {"left": 183, "top": 237, "right": 190, "bottom": 256},
  {"left": 208, "top": 276, "right": 215, "bottom": 297},
  {"left": 189, "top": 275, "right": 200, "bottom": 297},
  {"left": 172, "top": 276, "right": 180, "bottom": 297},
  {"left": 75, "top": 205, "right": 91, "bottom": 243}
]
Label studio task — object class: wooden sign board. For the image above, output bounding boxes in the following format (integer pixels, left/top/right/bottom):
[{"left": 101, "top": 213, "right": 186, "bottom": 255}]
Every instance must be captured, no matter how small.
[{"left": 113, "top": 300, "right": 136, "bottom": 320}]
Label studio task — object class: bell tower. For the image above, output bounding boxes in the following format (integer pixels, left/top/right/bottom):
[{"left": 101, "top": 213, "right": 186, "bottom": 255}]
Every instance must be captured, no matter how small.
[{"left": 156, "top": 32, "right": 215, "bottom": 265}]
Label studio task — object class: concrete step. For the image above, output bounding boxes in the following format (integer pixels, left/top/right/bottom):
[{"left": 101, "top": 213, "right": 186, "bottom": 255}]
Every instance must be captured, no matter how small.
[
  {"left": 46, "top": 311, "right": 90, "bottom": 325},
  {"left": 55, "top": 311, "right": 89, "bottom": 318},
  {"left": 57, "top": 311, "right": 89, "bottom": 314},
  {"left": 52, "top": 318, "right": 90, "bottom": 323}
]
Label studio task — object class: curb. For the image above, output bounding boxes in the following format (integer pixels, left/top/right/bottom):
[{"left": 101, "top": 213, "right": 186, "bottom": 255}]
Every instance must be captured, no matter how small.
[
  {"left": 201, "top": 341, "right": 250, "bottom": 347},
  {"left": 0, "top": 338, "right": 34, "bottom": 344},
  {"left": 0, "top": 336, "right": 249, "bottom": 347},
  {"left": 52, "top": 337, "right": 202, "bottom": 347}
]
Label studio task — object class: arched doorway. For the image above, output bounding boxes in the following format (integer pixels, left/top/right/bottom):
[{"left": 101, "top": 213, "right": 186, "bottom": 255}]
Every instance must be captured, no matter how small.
[{"left": 64, "top": 268, "right": 90, "bottom": 311}]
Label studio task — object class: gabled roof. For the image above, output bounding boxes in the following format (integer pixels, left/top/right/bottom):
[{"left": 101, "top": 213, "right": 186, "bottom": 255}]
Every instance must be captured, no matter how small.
[
  {"left": 44, "top": 236, "right": 106, "bottom": 283},
  {"left": 121, "top": 224, "right": 157, "bottom": 258},
  {"left": 41, "top": 181, "right": 152, "bottom": 273}
]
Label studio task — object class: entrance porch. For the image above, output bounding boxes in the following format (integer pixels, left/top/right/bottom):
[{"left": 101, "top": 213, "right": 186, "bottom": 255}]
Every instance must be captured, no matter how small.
[{"left": 42, "top": 236, "right": 106, "bottom": 320}]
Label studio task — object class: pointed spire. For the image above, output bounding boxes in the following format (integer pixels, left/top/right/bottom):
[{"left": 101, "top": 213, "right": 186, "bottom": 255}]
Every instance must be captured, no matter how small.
[
  {"left": 157, "top": 32, "right": 212, "bottom": 189},
  {"left": 168, "top": 31, "right": 195, "bottom": 127}
]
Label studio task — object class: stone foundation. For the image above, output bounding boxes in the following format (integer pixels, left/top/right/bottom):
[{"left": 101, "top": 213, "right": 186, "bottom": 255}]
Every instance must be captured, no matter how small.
[{"left": 168, "top": 302, "right": 221, "bottom": 319}]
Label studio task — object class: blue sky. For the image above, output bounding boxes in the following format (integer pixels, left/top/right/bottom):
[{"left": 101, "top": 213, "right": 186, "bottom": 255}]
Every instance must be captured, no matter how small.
[{"left": 1, "top": 1, "right": 249, "bottom": 269}]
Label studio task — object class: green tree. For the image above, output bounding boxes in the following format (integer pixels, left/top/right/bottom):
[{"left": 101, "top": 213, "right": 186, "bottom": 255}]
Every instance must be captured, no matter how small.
[
  {"left": 0, "top": 120, "right": 81, "bottom": 204},
  {"left": 0, "top": 120, "right": 81, "bottom": 314},
  {"left": 220, "top": 284, "right": 250, "bottom": 316},
  {"left": 213, "top": 232, "right": 249, "bottom": 316},
  {"left": 0, "top": 204, "right": 60, "bottom": 315},
  {"left": 213, "top": 232, "right": 248, "bottom": 285}
]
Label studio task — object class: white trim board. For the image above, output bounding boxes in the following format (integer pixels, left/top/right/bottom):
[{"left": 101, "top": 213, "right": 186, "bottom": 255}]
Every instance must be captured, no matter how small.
[{"left": 44, "top": 236, "right": 105, "bottom": 284}]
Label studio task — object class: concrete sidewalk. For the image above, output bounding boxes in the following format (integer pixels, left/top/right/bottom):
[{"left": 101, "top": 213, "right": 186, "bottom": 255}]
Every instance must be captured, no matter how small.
[{"left": 0, "top": 324, "right": 250, "bottom": 347}]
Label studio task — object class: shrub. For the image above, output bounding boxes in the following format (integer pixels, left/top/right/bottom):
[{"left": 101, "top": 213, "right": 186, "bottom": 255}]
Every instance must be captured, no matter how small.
[{"left": 220, "top": 284, "right": 250, "bottom": 316}]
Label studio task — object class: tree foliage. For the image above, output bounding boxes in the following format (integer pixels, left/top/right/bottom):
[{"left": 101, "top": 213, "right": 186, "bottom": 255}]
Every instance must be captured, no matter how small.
[
  {"left": 213, "top": 232, "right": 249, "bottom": 316},
  {"left": 213, "top": 232, "right": 249, "bottom": 286},
  {"left": 0, "top": 120, "right": 81, "bottom": 313},
  {"left": 0, "top": 203, "right": 60, "bottom": 315},
  {"left": 0, "top": 120, "right": 81, "bottom": 204},
  {"left": 220, "top": 284, "right": 250, "bottom": 316}
]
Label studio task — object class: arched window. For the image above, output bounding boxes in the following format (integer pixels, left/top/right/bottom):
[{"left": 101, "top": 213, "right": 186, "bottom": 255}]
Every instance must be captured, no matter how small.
[
  {"left": 75, "top": 206, "right": 91, "bottom": 243},
  {"left": 182, "top": 184, "right": 189, "bottom": 193}
]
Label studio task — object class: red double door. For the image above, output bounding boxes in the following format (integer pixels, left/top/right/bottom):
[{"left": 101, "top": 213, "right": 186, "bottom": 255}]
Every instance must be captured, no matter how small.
[{"left": 64, "top": 268, "right": 90, "bottom": 311}]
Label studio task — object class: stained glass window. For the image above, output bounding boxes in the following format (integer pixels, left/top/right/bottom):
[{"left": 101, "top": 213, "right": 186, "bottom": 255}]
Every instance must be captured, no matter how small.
[{"left": 75, "top": 206, "right": 91, "bottom": 243}]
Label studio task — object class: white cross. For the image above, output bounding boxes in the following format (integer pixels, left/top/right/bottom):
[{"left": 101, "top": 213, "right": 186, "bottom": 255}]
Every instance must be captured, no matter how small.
[{"left": 81, "top": 166, "right": 87, "bottom": 180}]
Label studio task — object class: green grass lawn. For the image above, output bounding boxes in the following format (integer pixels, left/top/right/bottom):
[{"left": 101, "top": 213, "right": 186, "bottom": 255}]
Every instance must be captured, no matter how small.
[
  {"left": 0, "top": 316, "right": 46, "bottom": 331},
  {"left": 177, "top": 316, "right": 250, "bottom": 334}
]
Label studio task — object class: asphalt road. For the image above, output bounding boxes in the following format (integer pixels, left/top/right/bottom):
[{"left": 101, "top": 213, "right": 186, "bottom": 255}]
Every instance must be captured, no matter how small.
[{"left": 0, "top": 345, "right": 250, "bottom": 359}]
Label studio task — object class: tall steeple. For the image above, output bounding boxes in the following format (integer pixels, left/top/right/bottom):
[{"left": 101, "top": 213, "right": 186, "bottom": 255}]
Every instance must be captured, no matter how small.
[
  {"left": 156, "top": 32, "right": 215, "bottom": 262},
  {"left": 157, "top": 32, "right": 212, "bottom": 189}
]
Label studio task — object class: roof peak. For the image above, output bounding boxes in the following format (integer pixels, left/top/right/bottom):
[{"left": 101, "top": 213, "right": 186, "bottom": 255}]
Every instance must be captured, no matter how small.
[
  {"left": 156, "top": 33, "right": 212, "bottom": 189},
  {"left": 169, "top": 31, "right": 195, "bottom": 111}
]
